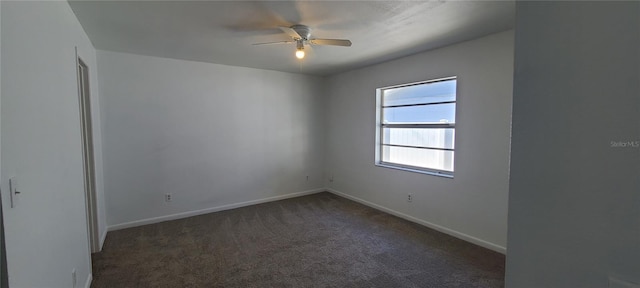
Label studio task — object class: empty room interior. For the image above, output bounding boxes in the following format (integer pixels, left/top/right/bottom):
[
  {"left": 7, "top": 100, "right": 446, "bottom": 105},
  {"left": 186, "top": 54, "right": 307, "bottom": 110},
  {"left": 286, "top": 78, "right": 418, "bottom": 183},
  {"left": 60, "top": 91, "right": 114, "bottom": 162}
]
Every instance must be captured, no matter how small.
[{"left": 0, "top": 0, "right": 639, "bottom": 287}]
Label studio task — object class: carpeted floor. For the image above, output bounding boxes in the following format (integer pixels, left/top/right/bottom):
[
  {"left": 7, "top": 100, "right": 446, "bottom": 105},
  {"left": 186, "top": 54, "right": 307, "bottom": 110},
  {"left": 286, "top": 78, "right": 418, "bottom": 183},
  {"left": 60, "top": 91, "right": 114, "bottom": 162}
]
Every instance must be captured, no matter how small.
[{"left": 91, "top": 192, "right": 505, "bottom": 287}]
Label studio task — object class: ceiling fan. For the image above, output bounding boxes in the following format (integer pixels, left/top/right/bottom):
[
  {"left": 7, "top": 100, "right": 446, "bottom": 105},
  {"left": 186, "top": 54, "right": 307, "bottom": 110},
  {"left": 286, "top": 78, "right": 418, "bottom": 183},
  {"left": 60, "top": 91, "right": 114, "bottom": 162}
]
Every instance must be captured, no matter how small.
[{"left": 253, "top": 25, "right": 352, "bottom": 59}]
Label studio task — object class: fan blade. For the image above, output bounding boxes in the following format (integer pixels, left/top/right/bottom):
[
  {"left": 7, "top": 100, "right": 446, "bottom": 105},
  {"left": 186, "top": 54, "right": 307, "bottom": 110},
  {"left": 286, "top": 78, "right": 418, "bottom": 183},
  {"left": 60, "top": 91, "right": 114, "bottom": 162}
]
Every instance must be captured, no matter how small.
[
  {"left": 252, "top": 41, "right": 295, "bottom": 46},
  {"left": 309, "top": 39, "right": 352, "bottom": 47},
  {"left": 279, "top": 26, "right": 302, "bottom": 40}
]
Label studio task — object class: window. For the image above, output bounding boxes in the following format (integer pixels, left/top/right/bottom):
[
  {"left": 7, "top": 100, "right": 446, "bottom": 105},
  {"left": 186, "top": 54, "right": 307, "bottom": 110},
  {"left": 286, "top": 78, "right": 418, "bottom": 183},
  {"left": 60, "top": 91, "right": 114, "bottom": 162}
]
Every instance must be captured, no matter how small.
[{"left": 375, "top": 77, "right": 457, "bottom": 177}]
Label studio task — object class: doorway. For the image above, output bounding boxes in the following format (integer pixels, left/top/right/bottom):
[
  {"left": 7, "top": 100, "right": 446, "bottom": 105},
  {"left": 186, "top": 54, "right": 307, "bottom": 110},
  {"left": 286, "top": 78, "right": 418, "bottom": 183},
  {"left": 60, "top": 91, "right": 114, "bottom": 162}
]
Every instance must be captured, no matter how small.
[{"left": 77, "top": 55, "right": 99, "bottom": 253}]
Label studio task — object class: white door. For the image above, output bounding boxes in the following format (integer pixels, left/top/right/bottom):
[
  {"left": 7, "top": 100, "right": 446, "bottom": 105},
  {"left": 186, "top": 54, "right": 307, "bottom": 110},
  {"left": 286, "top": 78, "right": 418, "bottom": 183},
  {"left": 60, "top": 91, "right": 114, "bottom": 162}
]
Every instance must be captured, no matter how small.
[{"left": 77, "top": 57, "right": 99, "bottom": 253}]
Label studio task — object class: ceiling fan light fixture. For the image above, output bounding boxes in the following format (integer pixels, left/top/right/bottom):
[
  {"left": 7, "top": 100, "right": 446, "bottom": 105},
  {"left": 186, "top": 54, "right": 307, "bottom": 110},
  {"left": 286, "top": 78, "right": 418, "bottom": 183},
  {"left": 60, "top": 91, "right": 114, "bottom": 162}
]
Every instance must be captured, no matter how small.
[
  {"left": 254, "top": 25, "right": 351, "bottom": 60},
  {"left": 295, "top": 40, "right": 305, "bottom": 59}
]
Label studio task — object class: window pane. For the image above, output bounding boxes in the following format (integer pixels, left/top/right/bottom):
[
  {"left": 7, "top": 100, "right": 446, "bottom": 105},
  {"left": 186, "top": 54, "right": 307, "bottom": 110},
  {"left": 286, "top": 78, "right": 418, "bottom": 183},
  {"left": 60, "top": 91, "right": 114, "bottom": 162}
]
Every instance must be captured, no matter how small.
[
  {"left": 382, "top": 146, "right": 454, "bottom": 172},
  {"left": 383, "top": 103, "right": 455, "bottom": 124},
  {"left": 383, "top": 79, "right": 456, "bottom": 107},
  {"left": 383, "top": 128, "right": 455, "bottom": 149}
]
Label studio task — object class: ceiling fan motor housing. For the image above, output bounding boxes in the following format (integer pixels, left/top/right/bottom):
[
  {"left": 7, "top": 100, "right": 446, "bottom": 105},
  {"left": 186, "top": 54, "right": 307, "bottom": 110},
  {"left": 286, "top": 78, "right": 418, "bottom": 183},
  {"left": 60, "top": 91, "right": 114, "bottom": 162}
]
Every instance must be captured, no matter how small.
[{"left": 291, "top": 25, "right": 311, "bottom": 40}]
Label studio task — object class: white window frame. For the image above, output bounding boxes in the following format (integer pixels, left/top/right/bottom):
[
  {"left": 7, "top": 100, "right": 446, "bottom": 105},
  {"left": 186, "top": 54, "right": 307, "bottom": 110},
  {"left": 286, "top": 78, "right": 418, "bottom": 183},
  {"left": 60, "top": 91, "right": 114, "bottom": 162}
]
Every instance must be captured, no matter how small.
[{"left": 375, "top": 76, "right": 457, "bottom": 178}]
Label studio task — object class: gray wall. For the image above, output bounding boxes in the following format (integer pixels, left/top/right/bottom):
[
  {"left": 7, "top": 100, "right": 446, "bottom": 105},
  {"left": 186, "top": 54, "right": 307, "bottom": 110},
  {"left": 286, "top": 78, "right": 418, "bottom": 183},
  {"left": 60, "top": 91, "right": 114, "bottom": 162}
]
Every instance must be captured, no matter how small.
[
  {"left": 506, "top": 2, "right": 640, "bottom": 287},
  {"left": 97, "top": 50, "right": 326, "bottom": 228},
  {"left": 0, "top": 1, "right": 103, "bottom": 286},
  {"left": 0, "top": 1, "right": 5, "bottom": 286},
  {"left": 325, "top": 31, "right": 514, "bottom": 252}
]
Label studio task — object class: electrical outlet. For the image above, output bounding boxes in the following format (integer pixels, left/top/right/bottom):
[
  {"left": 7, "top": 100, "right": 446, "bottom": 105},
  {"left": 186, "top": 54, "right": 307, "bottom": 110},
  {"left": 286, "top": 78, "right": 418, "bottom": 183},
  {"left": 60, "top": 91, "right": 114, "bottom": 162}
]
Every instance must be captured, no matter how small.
[
  {"left": 165, "top": 193, "right": 172, "bottom": 202},
  {"left": 329, "top": 176, "right": 334, "bottom": 182},
  {"left": 407, "top": 193, "right": 413, "bottom": 202},
  {"left": 72, "top": 268, "right": 77, "bottom": 288}
]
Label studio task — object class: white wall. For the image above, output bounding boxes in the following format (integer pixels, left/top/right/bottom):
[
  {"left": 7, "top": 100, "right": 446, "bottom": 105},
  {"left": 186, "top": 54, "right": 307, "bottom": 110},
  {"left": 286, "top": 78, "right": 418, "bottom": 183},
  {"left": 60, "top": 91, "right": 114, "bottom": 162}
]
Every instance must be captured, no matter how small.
[
  {"left": 506, "top": 2, "right": 640, "bottom": 287},
  {"left": 97, "top": 51, "right": 326, "bottom": 228},
  {"left": 1, "top": 1, "right": 105, "bottom": 287},
  {"left": 0, "top": 1, "right": 4, "bottom": 284},
  {"left": 325, "top": 31, "right": 513, "bottom": 252}
]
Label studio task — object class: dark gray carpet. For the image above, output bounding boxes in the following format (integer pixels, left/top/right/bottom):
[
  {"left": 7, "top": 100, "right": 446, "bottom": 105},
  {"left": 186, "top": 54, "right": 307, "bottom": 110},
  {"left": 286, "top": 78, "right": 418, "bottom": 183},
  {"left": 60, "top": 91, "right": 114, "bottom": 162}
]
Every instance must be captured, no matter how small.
[{"left": 91, "top": 192, "right": 504, "bottom": 287}]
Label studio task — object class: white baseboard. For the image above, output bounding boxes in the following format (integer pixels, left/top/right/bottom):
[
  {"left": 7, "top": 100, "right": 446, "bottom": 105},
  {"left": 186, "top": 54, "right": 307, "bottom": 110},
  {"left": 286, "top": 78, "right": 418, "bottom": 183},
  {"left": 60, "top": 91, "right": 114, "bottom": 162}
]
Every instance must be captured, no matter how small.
[
  {"left": 108, "top": 188, "right": 325, "bottom": 231},
  {"left": 84, "top": 273, "right": 92, "bottom": 288},
  {"left": 326, "top": 188, "right": 506, "bottom": 254},
  {"left": 98, "top": 228, "right": 107, "bottom": 251},
  {"left": 105, "top": 187, "right": 505, "bottom": 253}
]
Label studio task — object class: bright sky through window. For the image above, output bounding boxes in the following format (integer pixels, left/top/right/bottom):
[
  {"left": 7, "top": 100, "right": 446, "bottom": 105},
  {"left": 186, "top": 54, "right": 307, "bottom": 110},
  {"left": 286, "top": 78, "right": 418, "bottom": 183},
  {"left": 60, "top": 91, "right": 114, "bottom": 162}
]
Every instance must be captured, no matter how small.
[
  {"left": 383, "top": 80, "right": 456, "bottom": 123},
  {"left": 377, "top": 78, "right": 457, "bottom": 176}
]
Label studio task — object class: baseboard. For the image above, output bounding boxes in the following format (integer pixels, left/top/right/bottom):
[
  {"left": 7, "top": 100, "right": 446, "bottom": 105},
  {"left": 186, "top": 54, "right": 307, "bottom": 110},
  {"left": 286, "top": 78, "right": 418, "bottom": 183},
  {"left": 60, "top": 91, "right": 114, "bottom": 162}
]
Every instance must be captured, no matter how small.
[
  {"left": 108, "top": 188, "right": 325, "bottom": 231},
  {"left": 326, "top": 188, "right": 507, "bottom": 254},
  {"left": 98, "top": 228, "right": 107, "bottom": 251},
  {"left": 84, "top": 273, "right": 92, "bottom": 288}
]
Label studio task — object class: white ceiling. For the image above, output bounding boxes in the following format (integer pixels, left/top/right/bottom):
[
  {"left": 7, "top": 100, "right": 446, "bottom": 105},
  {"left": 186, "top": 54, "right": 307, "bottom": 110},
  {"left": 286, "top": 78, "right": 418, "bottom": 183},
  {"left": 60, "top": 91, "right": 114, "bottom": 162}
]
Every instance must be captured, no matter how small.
[{"left": 69, "top": 0, "right": 514, "bottom": 76}]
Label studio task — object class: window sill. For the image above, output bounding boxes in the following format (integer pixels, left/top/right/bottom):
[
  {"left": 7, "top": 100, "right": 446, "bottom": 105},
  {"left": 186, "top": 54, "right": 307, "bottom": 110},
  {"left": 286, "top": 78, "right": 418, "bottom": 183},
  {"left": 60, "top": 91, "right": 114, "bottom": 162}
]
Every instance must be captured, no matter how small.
[{"left": 375, "top": 163, "right": 454, "bottom": 179}]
